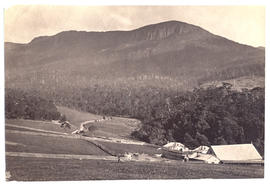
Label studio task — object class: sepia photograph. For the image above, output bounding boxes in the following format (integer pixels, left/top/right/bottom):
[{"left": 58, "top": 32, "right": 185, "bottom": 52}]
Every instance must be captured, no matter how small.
[{"left": 1, "top": 2, "right": 267, "bottom": 182}]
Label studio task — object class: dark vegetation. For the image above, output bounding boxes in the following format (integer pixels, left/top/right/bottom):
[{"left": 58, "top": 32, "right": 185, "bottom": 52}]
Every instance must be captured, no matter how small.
[
  {"left": 5, "top": 88, "right": 61, "bottom": 120},
  {"left": 5, "top": 82, "right": 264, "bottom": 156},
  {"left": 132, "top": 83, "right": 264, "bottom": 156},
  {"left": 54, "top": 84, "right": 176, "bottom": 120}
]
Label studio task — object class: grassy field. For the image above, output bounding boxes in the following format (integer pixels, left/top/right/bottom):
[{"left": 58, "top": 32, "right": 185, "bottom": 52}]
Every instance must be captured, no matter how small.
[
  {"left": 5, "top": 125, "right": 49, "bottom": 134},
  {"left": 6, "top": 119, "right": 76, "bottom": 134},
  {"left": 58, "top": 106, "right": 140, "bottom": 138},
  {"left": 6, "top": 156, "right": 264, "bottom": 181},
  {"left": 94, "top": 140, "right": 160, "bottom": 155},
  {"left": 6, "top": 131, "right": 108, "bottom": 156},
  {"left": 57, "top": 106, "right": 102, "bottom": 126}
]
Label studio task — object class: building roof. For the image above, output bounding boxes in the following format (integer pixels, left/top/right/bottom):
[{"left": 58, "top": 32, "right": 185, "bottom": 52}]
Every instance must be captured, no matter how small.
[
  {"left": 210, "top": 144, "right": 262, "bottom": 162},
  {"left": 163, "top": 142, "right": 187, "bottom": 151}
]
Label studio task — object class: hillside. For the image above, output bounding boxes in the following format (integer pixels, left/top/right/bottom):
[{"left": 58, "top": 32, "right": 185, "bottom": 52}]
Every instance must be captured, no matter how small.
[{"left": 5, "top": 20, "right": 264, "bottom": 90}]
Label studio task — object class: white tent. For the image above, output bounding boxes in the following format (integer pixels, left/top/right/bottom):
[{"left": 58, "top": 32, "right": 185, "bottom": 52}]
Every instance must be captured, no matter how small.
[
  {"left": 210, "top": 143, "right": 263, "bottom": 164},
  {"left": 163, "top": 142, "right": 189, "bottom": 152}
]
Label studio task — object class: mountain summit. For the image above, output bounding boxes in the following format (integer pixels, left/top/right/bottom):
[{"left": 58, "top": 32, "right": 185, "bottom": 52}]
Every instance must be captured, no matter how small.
[
  {"left": 5, "top": 20, "right": 264, "bottom": 90},
  {"left": 130, "top": 20, "right": 207, "bottom": 40}
]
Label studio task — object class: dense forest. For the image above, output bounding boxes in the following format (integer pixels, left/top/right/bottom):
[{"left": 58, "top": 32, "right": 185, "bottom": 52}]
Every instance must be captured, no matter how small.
[
  {"left": 132, "top": 83, "right": 264, "bottom": 155},
  {"left": 5, "top": 88, "right": 61, "bottom": 120},
  {"left": 5, "top": 82, "right": 264, "bottom": 155}
]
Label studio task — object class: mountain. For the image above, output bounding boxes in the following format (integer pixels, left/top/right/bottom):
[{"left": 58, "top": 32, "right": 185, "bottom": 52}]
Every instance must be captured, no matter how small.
[{"left": 5, "top": 20, "right": 264, "bottom": 90}]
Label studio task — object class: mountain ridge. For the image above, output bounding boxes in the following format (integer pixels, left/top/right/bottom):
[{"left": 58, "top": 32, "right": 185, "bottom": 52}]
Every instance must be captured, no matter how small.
[
  {"left": 6, "top": 20, "right": 258, "bottom": 49},
  {"left": 5, "top": 20, "right": 264, "bottom": 91}
]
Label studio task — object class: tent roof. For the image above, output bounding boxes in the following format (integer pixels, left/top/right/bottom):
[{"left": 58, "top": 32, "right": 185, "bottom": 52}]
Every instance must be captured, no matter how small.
[
  {"left": 210, "top": 144, "right": 262, "bottom": 161},
  {"left": 163, "top": 142, "right": 188, "bottom": 151},
  {"left": 163, "top": 142, "right": 185, "bottom": 148}
]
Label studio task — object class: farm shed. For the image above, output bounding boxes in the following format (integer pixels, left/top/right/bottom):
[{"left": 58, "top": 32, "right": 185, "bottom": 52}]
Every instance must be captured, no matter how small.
[{"left": 209, "top": 143, "right": 263, "bottom": 164}]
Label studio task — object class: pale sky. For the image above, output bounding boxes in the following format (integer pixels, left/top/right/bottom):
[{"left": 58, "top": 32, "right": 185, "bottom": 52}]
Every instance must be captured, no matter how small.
[{"left": 4, "top": 5, "right": 265, "bottom": 47}]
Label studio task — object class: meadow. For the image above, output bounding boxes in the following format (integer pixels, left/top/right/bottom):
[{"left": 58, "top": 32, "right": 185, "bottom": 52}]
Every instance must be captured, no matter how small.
[{"left": 6, "top": 156, "right": 263, "bottom": 181}]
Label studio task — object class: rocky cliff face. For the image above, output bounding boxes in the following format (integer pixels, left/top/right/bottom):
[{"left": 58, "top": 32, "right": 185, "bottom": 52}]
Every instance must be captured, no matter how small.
[{"left": 131, "top": 21, "right": 205, "bottom": 41}]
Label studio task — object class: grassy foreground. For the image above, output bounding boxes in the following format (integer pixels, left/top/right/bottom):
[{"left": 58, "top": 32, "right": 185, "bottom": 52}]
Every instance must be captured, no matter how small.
[{"left": 6, "top": 156, "right": 263, "bottom": 181}]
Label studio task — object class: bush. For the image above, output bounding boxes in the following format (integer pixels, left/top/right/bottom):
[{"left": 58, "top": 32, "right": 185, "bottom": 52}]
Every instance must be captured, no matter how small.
[{"left": 5, "top": 88, "right": 61, "bottom": 121}]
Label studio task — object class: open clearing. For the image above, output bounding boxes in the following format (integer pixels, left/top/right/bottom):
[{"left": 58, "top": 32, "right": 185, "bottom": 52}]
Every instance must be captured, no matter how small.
[
  {"left": 57, "top": 106, "right": 140, "bottom": 139},
  {"left": 57, "top": 106, "right": 103, "bottom": 124},
  {"left": 5, "top": 107, "right": 264, "bottom": 181}
]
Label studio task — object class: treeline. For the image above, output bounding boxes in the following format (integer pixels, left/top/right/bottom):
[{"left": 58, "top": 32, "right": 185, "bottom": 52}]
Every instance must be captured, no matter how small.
[
  {"left": 5, "top": 88, "right": 61, "bottom": 120},
  {"left": 132, "top": 83, "right": 264, "bottom": 155},
  {"left": 54, "top": 84, "right": 176, "bottom": 120},
  {"left": 5, "top": 81, "right": 264, "bottom": 155}
]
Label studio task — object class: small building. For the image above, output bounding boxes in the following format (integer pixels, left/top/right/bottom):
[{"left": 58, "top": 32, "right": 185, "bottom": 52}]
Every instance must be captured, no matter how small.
[{"left": 209, "top": 143, "right": 263, "bottom": 164}]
